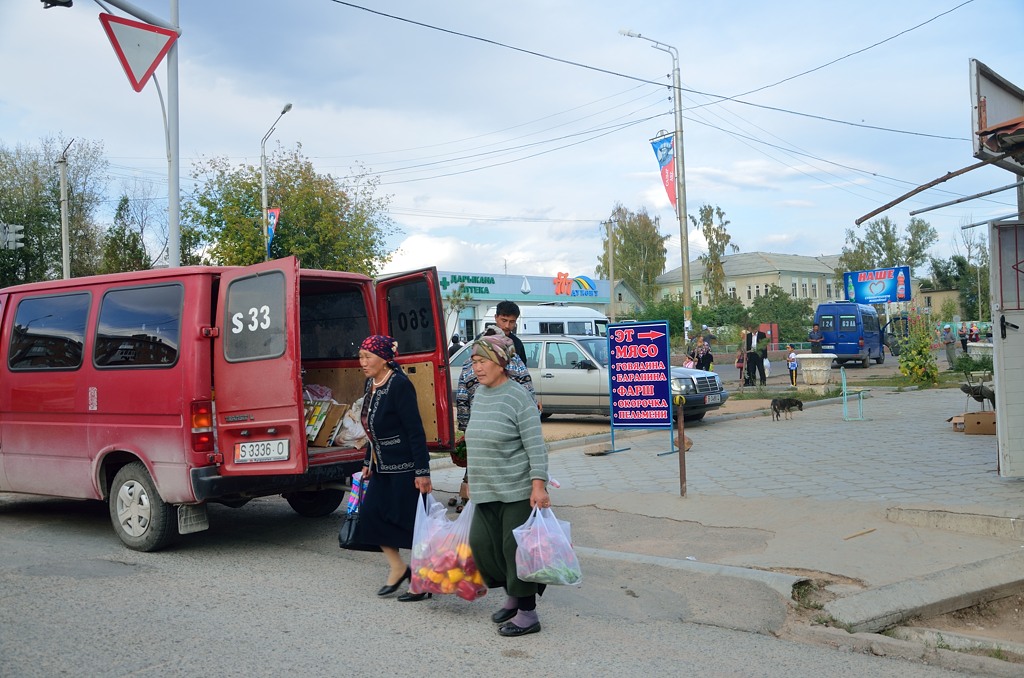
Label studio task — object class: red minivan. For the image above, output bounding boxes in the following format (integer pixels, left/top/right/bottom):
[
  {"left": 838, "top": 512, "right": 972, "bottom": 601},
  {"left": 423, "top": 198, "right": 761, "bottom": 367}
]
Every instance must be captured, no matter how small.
[{"left": 0, "top": 257, "right": 453, "bottom": 551}]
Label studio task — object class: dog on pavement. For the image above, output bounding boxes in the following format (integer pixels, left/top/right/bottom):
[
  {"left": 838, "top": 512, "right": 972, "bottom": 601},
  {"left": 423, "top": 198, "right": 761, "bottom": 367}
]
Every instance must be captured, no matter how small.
[{"left": 771, "top": 398, "right": 803, "bottom": 421}]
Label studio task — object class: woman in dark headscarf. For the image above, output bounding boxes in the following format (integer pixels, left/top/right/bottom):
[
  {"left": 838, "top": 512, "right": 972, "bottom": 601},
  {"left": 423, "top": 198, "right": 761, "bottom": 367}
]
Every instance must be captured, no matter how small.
[
  {"left": 465, "top": 332, "right": 550, "bottom": 636},
  {"left": 352, "top": 334, "right": 433, "bottom": 602}
]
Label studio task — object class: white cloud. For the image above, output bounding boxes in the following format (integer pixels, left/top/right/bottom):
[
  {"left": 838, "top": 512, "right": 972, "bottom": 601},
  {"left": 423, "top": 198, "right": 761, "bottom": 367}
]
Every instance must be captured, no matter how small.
[{"left": 2, "top": 0, "right": 1022, "bottom": 280}]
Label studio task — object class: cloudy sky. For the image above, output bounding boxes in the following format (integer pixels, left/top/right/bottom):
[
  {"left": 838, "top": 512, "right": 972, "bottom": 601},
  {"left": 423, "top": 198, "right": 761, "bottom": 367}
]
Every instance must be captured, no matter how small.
[{"left": 2, "top": 0, "right": 1022, "bottom": 278}]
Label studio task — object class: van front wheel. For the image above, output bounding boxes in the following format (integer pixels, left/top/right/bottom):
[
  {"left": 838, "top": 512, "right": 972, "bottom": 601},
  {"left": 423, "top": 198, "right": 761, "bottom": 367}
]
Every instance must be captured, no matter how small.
[
  {"left": 285, "top": 489, "right": 344, "bottom": 517},
  {"left": 109, "top": 462, "right": 176, "bottom": 552}
]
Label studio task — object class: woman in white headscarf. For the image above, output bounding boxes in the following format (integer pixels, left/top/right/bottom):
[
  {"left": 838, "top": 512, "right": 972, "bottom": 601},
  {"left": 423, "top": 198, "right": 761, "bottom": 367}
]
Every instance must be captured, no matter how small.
[{"left": 465, "top": 332, "right": 550, "bottom": 637}]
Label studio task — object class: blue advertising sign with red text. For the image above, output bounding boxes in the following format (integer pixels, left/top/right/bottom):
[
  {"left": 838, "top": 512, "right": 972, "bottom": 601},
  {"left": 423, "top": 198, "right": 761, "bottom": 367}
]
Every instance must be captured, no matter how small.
[
  {"left": 607, "top": 321, "right": 672, "bottom": 429},
  {"left": 843, "top": 266, "right": 911, "bottom": 304}
]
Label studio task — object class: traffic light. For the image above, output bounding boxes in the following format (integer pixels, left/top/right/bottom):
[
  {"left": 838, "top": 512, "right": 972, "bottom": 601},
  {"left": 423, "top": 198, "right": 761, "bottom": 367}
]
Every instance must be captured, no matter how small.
[{"left": 2, "top": 224, "right": 25, "bottom": 250}]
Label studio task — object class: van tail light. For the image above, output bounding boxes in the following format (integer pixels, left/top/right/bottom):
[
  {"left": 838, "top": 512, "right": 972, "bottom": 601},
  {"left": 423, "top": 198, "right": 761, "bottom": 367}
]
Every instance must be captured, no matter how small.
[
  {"left": 858, "top": 338, "right": 865, "bottom": 348},
  {"left": 190, "top": 400, "right": 214, "bottom": 453}
]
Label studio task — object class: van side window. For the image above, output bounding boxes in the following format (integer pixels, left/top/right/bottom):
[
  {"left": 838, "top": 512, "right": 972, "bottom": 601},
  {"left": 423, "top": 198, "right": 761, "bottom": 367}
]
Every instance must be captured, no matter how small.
[
  {"left": 9, "top": 293, "right": 90, "bottom": 370},
  {"left": 94, "top": 284, "right": 183, "bottom": 368},
  {"left": 539, "top": 322, "right": 565, "bottom": 334},
  {"left": 300, "top": 290, "right": 370, "bottom": 359},
  {"left": 819, "top": 315, "right": 835, "bottom": 331},
  {"left": 224, "top": 270, "right": 286, "bottom": 362},
  {"left": 566, "top": 321, "right": 589, "bottom": 335},
  {"left": 839, "top": 315, "right": 857, "bottom": 331},
  {"left": 863, "top": 314, "right": 879, "bottom": 332},
  {"left": 385, "top": 278, "right": 438, "bottom": 354}
]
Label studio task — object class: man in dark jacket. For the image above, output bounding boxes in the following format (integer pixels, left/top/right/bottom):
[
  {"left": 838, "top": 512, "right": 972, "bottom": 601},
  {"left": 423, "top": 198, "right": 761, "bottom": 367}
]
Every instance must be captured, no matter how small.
[
  {"left": 745, "top": 325, "right": 768, "bottom": 386},
  {"left": 448, "top": 333, "right": 463, "bottom": 357}
]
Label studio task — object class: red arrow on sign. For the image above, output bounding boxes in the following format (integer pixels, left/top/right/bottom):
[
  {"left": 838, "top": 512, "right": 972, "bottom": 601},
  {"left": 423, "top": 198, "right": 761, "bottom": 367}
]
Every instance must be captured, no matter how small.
[
  {"left": 637, "top": 330, "right": 665, "bottom": 340},
  {"left": 99, "top": 13, "right": 178, "bottom": 93}
]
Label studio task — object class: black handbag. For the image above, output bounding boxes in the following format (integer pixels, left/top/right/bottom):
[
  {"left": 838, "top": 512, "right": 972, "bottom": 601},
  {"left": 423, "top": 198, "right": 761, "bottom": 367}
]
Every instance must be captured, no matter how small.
[
  {"left": 338, "top": 509, "right": 360, "bottom": 549},
  {"left": 340, "top": 449, "right": 377, "bottom": 551},
  {"left": 339, "top": 472, "right": 365, "bottom": 549}
]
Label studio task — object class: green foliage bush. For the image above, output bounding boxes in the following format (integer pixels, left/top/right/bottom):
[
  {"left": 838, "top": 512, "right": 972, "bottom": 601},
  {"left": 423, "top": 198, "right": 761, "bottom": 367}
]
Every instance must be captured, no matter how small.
[
  {"left": 897, "top": 314, "right": 940, "bottom": 384},
  {"left": 953, "top": 353, "right": 993, "bottom": 375}
]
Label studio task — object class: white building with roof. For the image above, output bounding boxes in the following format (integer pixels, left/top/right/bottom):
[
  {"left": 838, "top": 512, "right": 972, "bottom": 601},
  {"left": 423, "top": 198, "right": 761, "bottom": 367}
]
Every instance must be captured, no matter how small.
[{"left": 655, "top": 252, "right": 842, "bottom": 312}]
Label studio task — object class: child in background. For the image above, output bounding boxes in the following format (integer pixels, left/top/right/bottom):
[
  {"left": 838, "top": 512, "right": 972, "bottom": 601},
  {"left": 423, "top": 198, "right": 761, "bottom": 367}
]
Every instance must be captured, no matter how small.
[{"left": 786, "top": 344, "right": 798, "bottom": 387}]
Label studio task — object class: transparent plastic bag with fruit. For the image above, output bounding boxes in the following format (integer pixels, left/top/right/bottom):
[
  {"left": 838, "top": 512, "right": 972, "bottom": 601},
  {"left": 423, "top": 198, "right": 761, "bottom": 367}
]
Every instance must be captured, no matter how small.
[
  {"left": 409, "top": 494, "right": 488, "bottom": 601},
  {"left": 513, "top": 506, "right": 582, "bottom": 586}
]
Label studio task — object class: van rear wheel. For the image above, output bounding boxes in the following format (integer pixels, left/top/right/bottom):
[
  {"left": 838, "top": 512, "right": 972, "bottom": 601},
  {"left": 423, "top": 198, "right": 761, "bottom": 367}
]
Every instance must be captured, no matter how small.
[
  {"left": 862, "top": 356, "right": 870, "bottom": 368},
  {"left": 285, "top": 489, "right": 344, "bottom": 517},
  {"left": 109, "top": 462, "right": 176, "bottom": 552}
]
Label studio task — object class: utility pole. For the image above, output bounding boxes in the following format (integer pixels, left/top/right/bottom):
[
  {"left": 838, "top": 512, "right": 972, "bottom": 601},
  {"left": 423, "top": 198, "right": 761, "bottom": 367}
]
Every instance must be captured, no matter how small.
[
  {"left": 56, "top": 139, "right": 73, "bottom": 279},
  {"left": 606, "top": 220, "right": 616, "bottom": 322}
]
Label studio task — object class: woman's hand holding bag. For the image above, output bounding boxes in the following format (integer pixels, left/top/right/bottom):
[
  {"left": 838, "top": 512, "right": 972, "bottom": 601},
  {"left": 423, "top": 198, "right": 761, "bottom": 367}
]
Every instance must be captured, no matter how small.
[
  {"left": 513, "top": 506, "right": 582, "bottom": 585},
  {"left": 409, "top": 494, "right": 487, "bottom": 601}
]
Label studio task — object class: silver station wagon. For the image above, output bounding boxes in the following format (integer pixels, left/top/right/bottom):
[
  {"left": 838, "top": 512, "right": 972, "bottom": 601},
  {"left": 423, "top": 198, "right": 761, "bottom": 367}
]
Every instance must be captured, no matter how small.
[{"left": 450, "top": 334, "right": 729, "bottom": 422}]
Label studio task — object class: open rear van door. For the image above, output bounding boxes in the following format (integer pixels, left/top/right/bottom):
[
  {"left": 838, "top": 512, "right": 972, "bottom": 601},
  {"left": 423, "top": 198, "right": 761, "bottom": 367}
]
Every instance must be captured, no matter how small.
[
  {"left": 375, "top": 268, "right": 454, "bottom": 450},
  {"left": 214, "top": 257, "right": 306, "bottom": 476}
]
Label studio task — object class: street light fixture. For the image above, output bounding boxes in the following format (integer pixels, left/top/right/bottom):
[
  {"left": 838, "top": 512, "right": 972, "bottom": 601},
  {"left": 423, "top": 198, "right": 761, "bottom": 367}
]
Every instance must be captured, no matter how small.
[
  {"left": 620, "top": 29, "right": 692, "bottom": 339},
  {"left": 261, "top": 102, "right": 292, "bottom": 261}
]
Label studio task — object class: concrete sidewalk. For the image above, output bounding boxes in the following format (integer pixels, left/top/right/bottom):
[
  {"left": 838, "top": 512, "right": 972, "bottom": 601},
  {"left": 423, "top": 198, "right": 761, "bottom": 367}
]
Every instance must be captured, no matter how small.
[{"left": 430, "top": 387, "right": 1024, "bottom": 635}]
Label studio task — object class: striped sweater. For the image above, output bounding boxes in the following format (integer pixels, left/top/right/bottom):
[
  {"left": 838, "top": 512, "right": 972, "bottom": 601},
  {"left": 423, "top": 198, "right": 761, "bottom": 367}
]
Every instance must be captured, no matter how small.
[{"left": 464, "top": 379, "right": 548, "bottom": 503}]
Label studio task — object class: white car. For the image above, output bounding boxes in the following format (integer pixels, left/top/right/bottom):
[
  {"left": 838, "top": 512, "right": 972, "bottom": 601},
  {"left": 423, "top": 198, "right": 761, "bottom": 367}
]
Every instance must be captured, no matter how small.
[{"left": 450, "top": 334, "right": 728, "bottom": 422}]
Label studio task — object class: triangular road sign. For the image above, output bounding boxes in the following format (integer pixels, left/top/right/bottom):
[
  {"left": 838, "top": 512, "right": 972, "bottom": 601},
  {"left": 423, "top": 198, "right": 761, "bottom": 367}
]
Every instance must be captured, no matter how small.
[{"left": 99, "top": 13, "right": 178, "bottom": 93}]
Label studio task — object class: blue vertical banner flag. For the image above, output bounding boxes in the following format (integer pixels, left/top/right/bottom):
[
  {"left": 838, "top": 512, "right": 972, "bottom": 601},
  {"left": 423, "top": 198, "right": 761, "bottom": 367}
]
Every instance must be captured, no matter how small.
[
  {"left": 607, "top": 321, "right": 673, "bottom": 429},
  {"left": 650, "top": 136, "right": 677, "bottom": 210},
  {"left": 266, "top": 208, "right": 280, "bottom": 259}
]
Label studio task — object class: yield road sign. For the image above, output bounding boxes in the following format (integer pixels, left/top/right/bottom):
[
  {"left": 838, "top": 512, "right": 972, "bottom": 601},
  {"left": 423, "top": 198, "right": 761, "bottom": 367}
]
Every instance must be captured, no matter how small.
[{"left": 99, "top": 13, "right": 178, "bottom": 93}]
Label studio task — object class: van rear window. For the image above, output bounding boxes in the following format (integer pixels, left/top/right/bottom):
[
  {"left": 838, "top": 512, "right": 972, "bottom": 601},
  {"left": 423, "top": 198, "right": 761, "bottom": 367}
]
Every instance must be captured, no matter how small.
[
  {"left": 224, "top": 271, "right": 286, "bottom": 362},
  {"left": 819, "top": 315, "right": 835, "bottom": 331},
  {"left": 839, "top": 315, "right": 857, "bottom": 330},
  {"left": 9, "top": 293, "right": 90, "bottom": 370},
  {"left": 94, "top": 285, "right": 183, "bottom": 368},
  {"left": 386, "top": 278, "right": 438, "bottom": 355}
]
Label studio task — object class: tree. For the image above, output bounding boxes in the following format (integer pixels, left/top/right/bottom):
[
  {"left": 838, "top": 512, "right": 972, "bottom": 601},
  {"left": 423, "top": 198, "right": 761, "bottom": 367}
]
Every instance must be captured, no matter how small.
[
  {"left": 690, "top": 204, "right": 738, "bottom": 306},
  {"left": 937, "top": 297, "right": 959, "bottom": 324},
  {"left": 0, "top": 136, "right": 107, "bottom": 286},
  {"left": 835, "top": 216, "right": 937, "bottom": 279},
  {"left": 748, "top": 284, "right": 813, "bottom": 343},
  {"left": 928, "top": 228, "right": 990, "bottom": 321},
  {"left": 183, "top": 146, "right": 397, "bottom": 275},
  {"left": 595, "top": 204, "right": 667, "bottom": 303},
  {"left": 699, "top": 296, "right": 749, "bottom": 329},
  {"left": 100, "top": 197, "right": 151, "bottom": 274},
  {"left": 443, "top": 283, "right": 473, "bottom": 337},
  {"left": 113, "top": 178, "right": 168, "bottom": 266},
  {"left": 632, "top": 295, "right": 687, "bottom": 341}
]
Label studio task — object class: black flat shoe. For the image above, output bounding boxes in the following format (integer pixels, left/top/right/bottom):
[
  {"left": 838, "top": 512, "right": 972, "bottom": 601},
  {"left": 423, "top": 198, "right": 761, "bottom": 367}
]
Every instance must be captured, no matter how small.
[
  {"left": 396, "top": 591, "right": 432, "bottom": 602},
  {"left": 377, "top": 567, "right": 411, "bottom": 597},
  {"left": 491, "top": 607, "right": 517, "bottom": 624},
  {"left": 498, "top": 621, "right": 541, "bottom": 637}
]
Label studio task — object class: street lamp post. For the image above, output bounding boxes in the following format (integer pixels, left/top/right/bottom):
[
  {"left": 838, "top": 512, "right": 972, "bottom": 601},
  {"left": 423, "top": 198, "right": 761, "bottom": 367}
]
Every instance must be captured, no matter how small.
[
  {"left": 620, "top": 29, "right": 691, "bottom": 339},
  {"left": 261, "top": 103, "right": 292, "bottom": 261}
]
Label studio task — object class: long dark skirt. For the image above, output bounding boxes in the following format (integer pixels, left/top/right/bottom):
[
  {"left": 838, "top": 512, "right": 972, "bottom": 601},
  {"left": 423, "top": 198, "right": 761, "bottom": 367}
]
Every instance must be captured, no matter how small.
[
  {"left": 355, "top": 470, "right": 419, "bottom": 550},
  {"left": 469, "top": 499, "right": 545, "bottom": 599}
]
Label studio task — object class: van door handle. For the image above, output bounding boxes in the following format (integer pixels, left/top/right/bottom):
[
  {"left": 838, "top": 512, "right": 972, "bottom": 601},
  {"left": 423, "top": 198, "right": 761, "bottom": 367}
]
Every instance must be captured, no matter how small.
[{"left": 1001, "top": 315, "right": 1019, "bottom": 339}]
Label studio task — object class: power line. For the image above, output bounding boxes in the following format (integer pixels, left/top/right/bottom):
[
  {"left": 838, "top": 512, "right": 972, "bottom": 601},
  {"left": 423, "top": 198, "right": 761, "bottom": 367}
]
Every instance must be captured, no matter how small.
[{"left": 328, "top": 0, "right": 970, "bottom": 141}]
